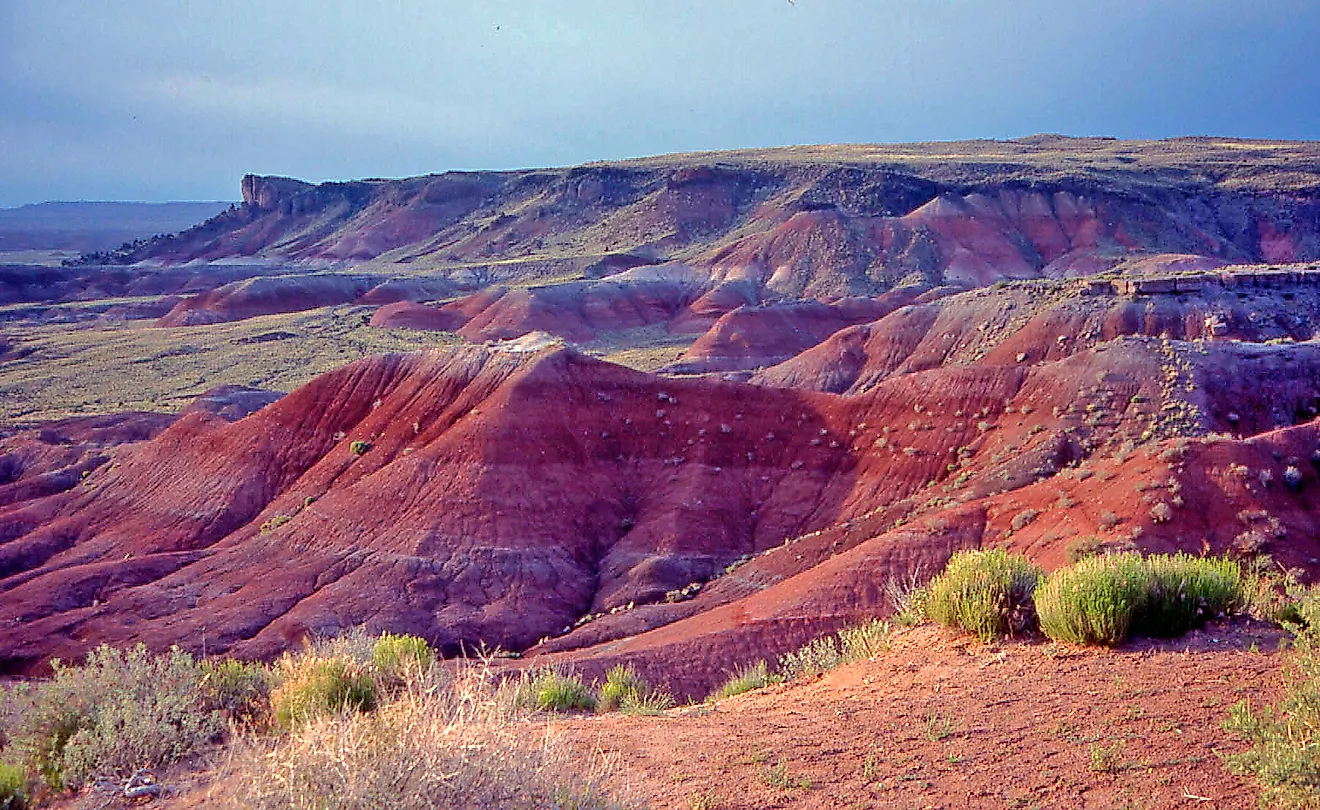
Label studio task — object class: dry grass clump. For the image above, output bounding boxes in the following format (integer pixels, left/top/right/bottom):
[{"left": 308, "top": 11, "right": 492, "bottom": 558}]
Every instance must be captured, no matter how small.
[
  {"left": 213, "top": 664, "right": 631, "bottom": 810},
  {"left": 926, "top": 550, "right": 1042, "bottom": 642}
]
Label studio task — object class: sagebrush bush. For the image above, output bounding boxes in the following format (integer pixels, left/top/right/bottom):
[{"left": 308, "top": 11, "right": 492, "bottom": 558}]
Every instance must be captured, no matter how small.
[
  {"left": 4, "top": 644, "right": 222, "bottom": 790},
  {"left": 0, "top": 761, "right": 26, "bottom": 810},
  {"left": 514, "top": 668, "right": 595, "bottom": 713},
  {"left": 926, "top": 550, "right": 1042, "bottom": 641},
  {"left": 270, "top": 655, "right": 378, "bottom": 730},
  {"left": 711, "top": 660, "right": 775, "bottom": 701},
  {"left": 372, "top": 633, "right": 434, "bottom": 685},
  {"left": 1036, "top": 553, "right": 1244, "bottom": 646},
  {"left": 202, "top": 658, "right": 273, "bottom": 719},
  {"left": 216, "top": 663, "right": 630, "bottom": 810},
  {"left": 1226, "top": 587, "right": 1320, "bottom": 808}
]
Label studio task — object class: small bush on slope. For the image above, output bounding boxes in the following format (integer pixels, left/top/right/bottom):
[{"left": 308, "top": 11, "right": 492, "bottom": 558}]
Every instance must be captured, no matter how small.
[
  {"left": 515, "top": 668, "right": 596, "bottom": 713},
  {"left": 1035, "top": 553, "right": 1243, "bottom": 646},
  {"left": 216, "top": 663, "right": 632, "bottom": 810},
  {"left": 712, "top": 661, "right": 776, "bottom": 700},
  {"left": 1226, "top": 587, "right": 1320, "bottom": 809},
  {"left": 595, "top": 665, "right": 673, "bottom": 715},
  {"left": 269, "top": 655, "right": 378, "bottom": 730},
  {"left": 926, "top": 550, "right": 1043, "bottom": 642},
  {"left": 0, "top": 761, "right": 27, "bottom": 810},
  {"left": 3, "top": 645, "right": 222, "bottom": 790},
  {"left": 371, "top": 632, "right": 435, "bottom": 687},
  {"left": 778, "top": 619, "right": 892, "bottom": 681}
]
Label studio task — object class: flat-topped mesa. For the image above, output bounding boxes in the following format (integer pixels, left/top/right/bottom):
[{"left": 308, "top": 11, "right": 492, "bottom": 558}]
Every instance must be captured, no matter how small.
[
  {"left": 240, "top": 175, "right": 315, "bottom": 210},
  {"left": 1095, "top": 264, "right": 1320, "bottom": 297},
  {"left": 76, "top": 139, "right": 1320, "bottom": 296}
]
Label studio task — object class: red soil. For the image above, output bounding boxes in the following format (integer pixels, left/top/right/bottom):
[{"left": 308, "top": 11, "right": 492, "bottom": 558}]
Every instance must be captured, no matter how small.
[{"left": 559, "top": 622, "right": 1283, "bottom": 810}]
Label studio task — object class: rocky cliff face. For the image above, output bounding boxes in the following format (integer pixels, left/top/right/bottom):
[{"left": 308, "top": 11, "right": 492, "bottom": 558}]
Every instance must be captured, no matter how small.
[{"left": 82, "top": 137, "right": 1320, "bottom": 300}]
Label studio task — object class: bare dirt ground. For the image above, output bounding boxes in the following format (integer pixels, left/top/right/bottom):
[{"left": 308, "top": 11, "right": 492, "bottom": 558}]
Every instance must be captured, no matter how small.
[{"left": 556, "top": 622, "right": 1285, "bottom": 810}]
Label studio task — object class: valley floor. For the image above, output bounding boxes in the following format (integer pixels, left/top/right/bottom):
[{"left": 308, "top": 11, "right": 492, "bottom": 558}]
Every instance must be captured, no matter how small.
[{"left": 557, "top": 623, "right": 1283, "bottom": 810}]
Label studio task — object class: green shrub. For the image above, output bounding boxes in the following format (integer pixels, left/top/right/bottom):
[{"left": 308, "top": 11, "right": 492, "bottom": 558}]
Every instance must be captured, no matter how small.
[
  {"left": 926, "top": 549, "right": 1042, "bottom": 641},
  {"left": 778, "top": 619, "right": 893, "bottom": 681},
  {"left": 349, "top": 440, "right": 371, "bottom": 456},
  {"left": 778, "top": 636, "right": 844, "bottom": 681},
  {"left": 711, "top": 661, "right": 775, "bottom": 700},
  {"left": 202, "top": 659, "right": 273, "bottom": 719},
  {"left": 270, "top": 655, "right": 378, "bottom": 730},
  {"left": 515, "top": 668, "right": 596, "bottom": 713},
  {"left": 1036, "top": 553, "right": 1244, "bottom": 646},
  {"left": 596, "top": 665, "right": 648, "bottom": 713},
  {"left": 371, "top": 633, "right": 434, "bottom": 684},
  {"left": 0, "top": 761, "right": 26, "bottom": 810},
  {"left": 1036, "top": 553, "right": 1151, "bottom": 645},
  {"left": 1139, "top": 554, "right": 1243, "bottom": 637},
  {"left": 1225, "top": 588, "right": 1320, "bottom": 808},
  {"left": 838, "top": 619, "right": 892, "bottom": 660},
  {"left": 4, "top": 644, "right": 222, "bottom": 790}
]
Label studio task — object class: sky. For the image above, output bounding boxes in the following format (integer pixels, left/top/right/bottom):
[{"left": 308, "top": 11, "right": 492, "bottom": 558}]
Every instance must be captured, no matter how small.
[{"left": 2, "top": 0, "right": 1319, "bottom": 207}]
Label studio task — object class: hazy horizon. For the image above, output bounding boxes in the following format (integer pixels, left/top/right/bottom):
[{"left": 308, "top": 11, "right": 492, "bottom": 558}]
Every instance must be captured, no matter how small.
[{"left": 4, "top": 1, "right": 1319, "bottom": 207}]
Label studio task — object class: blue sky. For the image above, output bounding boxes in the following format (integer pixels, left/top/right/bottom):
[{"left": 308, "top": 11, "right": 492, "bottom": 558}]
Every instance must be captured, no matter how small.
[{"left": 2, "top": 0, "right": 1319, "bottom": 206}]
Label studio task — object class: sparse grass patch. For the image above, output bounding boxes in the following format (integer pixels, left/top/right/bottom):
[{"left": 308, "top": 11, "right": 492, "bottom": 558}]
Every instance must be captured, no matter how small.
[
  {"left": 777, "top": 619, "right": 892, "bottom": 680},
  {"left": 926, "top": 549, "right": 1042, "bottom": 641},
  {"left": 1226, "top": 586, "right": 1320, "bottom": 809},
  {"left": 515, "top": 667, "right": 596, "bottom": 713},
  {"left": 711, "top": 660, "right": 776, "bottom": 701}
]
